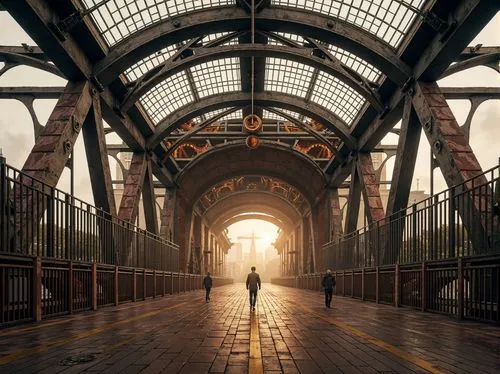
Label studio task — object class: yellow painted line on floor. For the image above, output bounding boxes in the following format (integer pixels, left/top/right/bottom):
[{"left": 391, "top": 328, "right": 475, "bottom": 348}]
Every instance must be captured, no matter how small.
[
  {"left": 0, "top": 301, "right": 187, "bottom": 365},
  {"left": 294, "top": 302, "right": 445, "bottom": 374},
  {"left": 249, "top": 311, "right": 263, "bottom": 374}
]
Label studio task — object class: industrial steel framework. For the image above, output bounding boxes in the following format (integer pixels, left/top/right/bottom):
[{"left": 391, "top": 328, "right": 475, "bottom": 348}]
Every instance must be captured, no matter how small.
[{"left": 0, "top": 0, "right": 499, "bottom": 324}]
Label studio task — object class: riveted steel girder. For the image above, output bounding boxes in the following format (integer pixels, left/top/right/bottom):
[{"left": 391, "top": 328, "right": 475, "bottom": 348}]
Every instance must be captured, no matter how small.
[
  {"left": 120, "top": 44, "right": 384, "bottom": 113},
  {"left": 94, "top": 7, "right": 411, "bottom": 86},
  {"left": 148, "top": 91, "right": 356, "bottom": 150}
]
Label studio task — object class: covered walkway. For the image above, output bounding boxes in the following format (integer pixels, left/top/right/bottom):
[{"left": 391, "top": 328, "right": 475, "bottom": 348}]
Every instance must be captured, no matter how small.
[{"left": 0, "top": 284, "right": 498, "bottom": 374}]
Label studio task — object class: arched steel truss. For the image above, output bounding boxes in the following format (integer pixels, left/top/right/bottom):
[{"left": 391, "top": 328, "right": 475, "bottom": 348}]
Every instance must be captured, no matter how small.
[
  {"left": 120, "top": 44, "right": 384, "bottom": 112},
  {"left": 176, "top": 142, "right": 326, "bottom": 206},
  {"left": 147, "top": 92, "right": 356, "bottom": 149},
  {"left": 196, "top": 175, "right": 308, "bottom": 215},
  {"left": 94, "top": 7, "right": 411, "bottom": 85}
]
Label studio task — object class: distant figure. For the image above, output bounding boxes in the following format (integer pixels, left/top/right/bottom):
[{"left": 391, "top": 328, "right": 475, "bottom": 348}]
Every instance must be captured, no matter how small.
[
  {"left": 203, "top": 272, "right": 212, "bottom": 302},
  {"left": 246, "top": 266, "right": 261, "bottom": 311},
  {"left": 321, "top": 269, "right": 336, "bottom": 308}
]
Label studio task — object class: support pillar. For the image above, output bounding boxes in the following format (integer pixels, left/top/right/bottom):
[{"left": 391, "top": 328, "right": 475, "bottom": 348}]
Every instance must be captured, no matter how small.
[
  {"left": 117, "top": 152, "right": 147, "bottom": 266},
  {"left": 344, "top": 161, "right": 362, "bottom": 234},
  {"left": 142, "top": 161, "right": 159, "bottom": 235},
  {"left": 82, "top": 94, "right": 117, "bottom": 263},
  {"left": 357, "top": 153, "right": 385, "bottom": 266},
  {"left": 385, "top": 94, "right": 421, "bottom": 264}
]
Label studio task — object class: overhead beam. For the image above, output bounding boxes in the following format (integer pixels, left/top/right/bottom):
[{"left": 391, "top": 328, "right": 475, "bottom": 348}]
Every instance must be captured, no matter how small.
[
  {"left": 0, "top": 86, "right": 63, "bottom": 99},
  {"left": 439, "top": 87, "right": 500, "bottom": 100},
  {"left": 239, "top": 31, "right": 267, "bottom": 118},
  {"left": 94, "top": 7, "right": 411, "bottom": 85},
  {"left": 148, "top": 91, "right": 355, "bottom": 149}
]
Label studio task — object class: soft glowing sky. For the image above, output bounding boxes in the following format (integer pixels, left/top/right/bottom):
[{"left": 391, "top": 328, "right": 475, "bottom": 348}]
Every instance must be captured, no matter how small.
[
  {"left": 226, "top": 219, "right": 280, "bottom": 254},
  {"left": 0, "top": 10, "right": 498, "bottom": 241}
]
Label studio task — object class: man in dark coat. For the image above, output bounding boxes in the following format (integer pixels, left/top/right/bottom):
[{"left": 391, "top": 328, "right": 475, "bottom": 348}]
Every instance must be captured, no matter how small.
[
  {"left": 246, "top": 266, "right": 261, "bottom": 311},
  {"left": 203, "top": 272, "right": 212, "bottom": 302},
  {"left": 321, "top": 269, "right": 336, "bottom": 308}
]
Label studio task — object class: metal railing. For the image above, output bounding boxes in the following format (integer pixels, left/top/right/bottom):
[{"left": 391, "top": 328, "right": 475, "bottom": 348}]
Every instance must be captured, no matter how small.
[
  {"left": 1, "top": 253, "right": 234, "bottom": 326},
  {"left": 273, "top": 255, "right": 499, "bottom": 324},
  {"left": 324, "top": 163, "right": 500, "bottom": 270},
  {"left": 0, "top": 157, "right": 179, "bottom": 271}
]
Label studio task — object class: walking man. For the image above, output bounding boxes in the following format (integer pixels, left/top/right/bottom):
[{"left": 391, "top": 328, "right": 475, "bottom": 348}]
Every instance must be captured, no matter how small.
[
  {"left": 246, "top": 266, "right": 261, "bottom": 311},
  {"left": 321, "top": 269, "right": 336, "bottom": 308},
  {"left": 203, "top": 272, "right": 212, "bottom": 302}
]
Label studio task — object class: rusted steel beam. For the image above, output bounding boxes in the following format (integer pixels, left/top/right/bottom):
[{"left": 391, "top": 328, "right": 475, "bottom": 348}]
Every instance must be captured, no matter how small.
[
  {"left": 412, "top": 81, "right": 489, "bottom": 252},
  {"left": 356, "top": 153, "right": 385, "bottom": 226},
  {"left": 142, "top": 161, "right": 159, "bottom": 235},
  {"left": 0, "top": 86, "right": 64, "bottom": 99},
  {"left": 94, "top": 7, "right": 410, "bottom": 86},
  {"left": 118, "top": 152, "right": 148, "bottom": 224},
  {"left": 386, "top": 95, "right": 421, "bottom": 218},
  {"left": 22, "top": 81, "right": 91, "bottom": 185},
  {"left": 82, "top": 93, "right": 117, "bottom": 216},
  {"left": 148, "top": 91, "right": 355, "bottom": 149}
]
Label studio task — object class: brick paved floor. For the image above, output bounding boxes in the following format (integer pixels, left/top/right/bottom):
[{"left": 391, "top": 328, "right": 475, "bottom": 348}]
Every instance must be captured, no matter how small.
[{"left": 0, "top": 284, "right": 499, "bottom": 373}]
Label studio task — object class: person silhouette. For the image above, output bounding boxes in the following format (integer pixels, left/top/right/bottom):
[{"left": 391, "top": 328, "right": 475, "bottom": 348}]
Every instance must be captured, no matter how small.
[
  {"left": 203, "top": 272, "right": 212, "bottom": 302},
  {"left": 246, "top": 266, "right": 261, "bottom": 311}
]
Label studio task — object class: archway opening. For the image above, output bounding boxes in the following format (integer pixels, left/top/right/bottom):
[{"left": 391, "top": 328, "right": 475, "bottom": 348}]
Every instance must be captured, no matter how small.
[{"left": 225, "top": 218, "right": 280, "bottom": 283}]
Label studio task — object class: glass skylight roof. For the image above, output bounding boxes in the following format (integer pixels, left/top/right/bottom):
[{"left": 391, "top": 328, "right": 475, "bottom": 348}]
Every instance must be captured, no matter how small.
[
  {"left": 265, "top": 58, "right": 314, "bottom": 98},
  {"left": 272, "top": 0, "right": 425, "bottom": 47},
  {"left": 190, "top": 58, "right": 241, "bottom": 98},
  {"left": 124, "top": 32, "right": 237, "bottom": 82},
  {"left": 78, "top": 0, "right": 429, "bottom": 164},
  {"left": 311, "top": 72, "right": 366, "bottom": 124},
  {"left": 82, "top": 0, "right": 235, "bottom": 45},
  {"left": 139, "top": 71, "right": 194, "bottom": 123}
]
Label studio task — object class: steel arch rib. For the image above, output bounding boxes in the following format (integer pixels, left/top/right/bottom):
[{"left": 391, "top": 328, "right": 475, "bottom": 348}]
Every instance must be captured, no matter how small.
[
  {"left": 146, "top": 92, "right": 356, "bottom": 149},
  {"left": 120, "top": 44, "right": 384, "bottom": 113},
  {"left": 0, "top": 51, "right": 65, "bottom": 78},
  {"left": 93, "top": 7, "right": 411, "bottom": 86}
]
